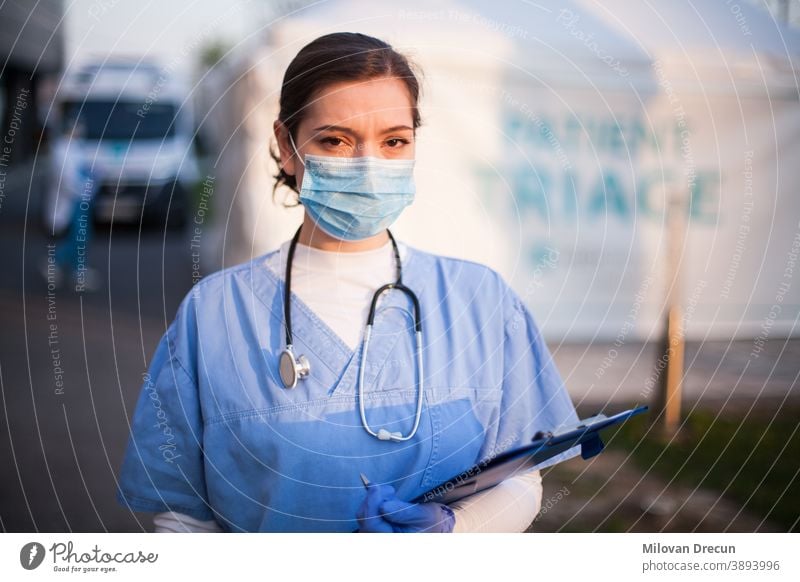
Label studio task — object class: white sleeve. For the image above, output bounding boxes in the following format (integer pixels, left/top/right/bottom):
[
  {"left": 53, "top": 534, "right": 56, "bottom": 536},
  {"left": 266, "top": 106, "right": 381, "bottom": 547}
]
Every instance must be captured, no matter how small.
[
  {"left": 449, "top": 469, "right": 543, "bottom": 533},
  {"left": 153, "top": 511, "right": 223, "bottom": 533},
  {"left": 153, "top": 474, "right": 542, "bottom": 534}
]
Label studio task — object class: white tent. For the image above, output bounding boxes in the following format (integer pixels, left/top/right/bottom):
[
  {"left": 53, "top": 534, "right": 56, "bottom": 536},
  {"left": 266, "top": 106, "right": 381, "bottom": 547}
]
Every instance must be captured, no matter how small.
[{"left": 198, "top": 0, "right": 800, "bottom": 341}]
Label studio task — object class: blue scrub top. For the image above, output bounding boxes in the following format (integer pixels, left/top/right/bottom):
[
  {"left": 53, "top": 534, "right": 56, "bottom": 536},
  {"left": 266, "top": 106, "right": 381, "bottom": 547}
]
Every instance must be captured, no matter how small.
[{"left": 116, "top": 242, "right": 581, "bottom": 532}]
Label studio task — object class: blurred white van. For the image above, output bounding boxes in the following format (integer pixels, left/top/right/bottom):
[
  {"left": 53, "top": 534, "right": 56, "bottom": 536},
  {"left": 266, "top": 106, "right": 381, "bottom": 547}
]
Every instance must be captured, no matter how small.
[{"left": 43, "top": 58, "right": 198, "bottom": 232}]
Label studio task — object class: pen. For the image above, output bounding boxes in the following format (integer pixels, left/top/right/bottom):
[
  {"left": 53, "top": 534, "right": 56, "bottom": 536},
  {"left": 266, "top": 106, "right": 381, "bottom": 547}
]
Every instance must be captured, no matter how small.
[
  {"left": 354, "top": 473, "right": 373, "bottom": 533},
  {"left": 359, "top": 472, "right": 371, "bottom": 488}
]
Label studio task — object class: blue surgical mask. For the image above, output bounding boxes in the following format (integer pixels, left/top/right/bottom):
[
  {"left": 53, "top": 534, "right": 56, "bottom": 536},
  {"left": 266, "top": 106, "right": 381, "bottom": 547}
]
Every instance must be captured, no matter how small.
[{"left": 288, "top": 132, "right": 415, "bottom": 241}]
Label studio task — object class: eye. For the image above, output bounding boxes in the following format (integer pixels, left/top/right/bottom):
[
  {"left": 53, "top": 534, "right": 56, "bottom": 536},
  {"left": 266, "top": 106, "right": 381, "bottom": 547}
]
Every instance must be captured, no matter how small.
[
  {"left": 321, "top": 136, "right": 344, "bottom": 147},
  {"left": 385, "top": 137, "right": 411, "bottom": 148}
]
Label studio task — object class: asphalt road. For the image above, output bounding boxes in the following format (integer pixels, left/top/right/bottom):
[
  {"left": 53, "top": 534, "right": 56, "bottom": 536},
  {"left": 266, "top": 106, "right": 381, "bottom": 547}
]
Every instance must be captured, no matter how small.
[{"left": 0, "top": 213, "right": 195, "bottom": 532}]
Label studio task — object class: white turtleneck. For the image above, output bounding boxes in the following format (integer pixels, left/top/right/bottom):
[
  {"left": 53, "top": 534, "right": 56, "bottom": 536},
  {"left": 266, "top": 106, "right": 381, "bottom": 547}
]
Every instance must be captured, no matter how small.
[
  {"left": 152, "top": 237, "right": 543, "bottom": 533},
  {"left": 263, "top": 236, "right": 408, "bottom": 350}
]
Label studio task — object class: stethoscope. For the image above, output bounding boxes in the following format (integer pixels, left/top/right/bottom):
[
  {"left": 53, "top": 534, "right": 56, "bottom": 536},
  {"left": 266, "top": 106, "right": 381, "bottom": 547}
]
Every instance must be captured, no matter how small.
[{"left": 278, "top": 225, "right": 425, "bottom": 442}]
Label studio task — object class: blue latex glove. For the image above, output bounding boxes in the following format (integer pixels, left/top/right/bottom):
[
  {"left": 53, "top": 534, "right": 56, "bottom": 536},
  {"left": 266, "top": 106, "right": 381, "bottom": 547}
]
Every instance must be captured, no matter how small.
[
  {"left": 356, "top": 483, "right": 396, "bottom": 533},
  {"left": 356, "top": 483, "right": 455, "bottom": 533}
]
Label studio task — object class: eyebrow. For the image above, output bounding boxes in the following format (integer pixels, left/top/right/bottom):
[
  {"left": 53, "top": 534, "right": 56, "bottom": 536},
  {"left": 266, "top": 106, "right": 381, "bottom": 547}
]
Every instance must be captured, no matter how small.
[{"left": 312, "top": 124, "right": 414, "bottom": 135}]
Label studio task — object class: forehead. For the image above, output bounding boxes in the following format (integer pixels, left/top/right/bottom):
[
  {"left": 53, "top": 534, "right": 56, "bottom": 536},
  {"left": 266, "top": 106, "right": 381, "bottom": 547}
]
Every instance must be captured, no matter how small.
[{"left": 303, "top": 76, "right": 414, "bottom": 129}]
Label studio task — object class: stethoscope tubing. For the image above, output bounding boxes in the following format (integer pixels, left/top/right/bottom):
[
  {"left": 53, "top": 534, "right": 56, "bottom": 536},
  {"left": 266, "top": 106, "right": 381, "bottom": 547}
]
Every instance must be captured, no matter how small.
[{"left": 281, "top": 225, "right": 425, "bottom": 442}]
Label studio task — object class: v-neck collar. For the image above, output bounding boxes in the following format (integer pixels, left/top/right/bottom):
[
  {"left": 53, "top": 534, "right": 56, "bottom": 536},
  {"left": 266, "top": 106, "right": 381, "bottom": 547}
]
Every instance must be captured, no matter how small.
[{"left": 251, "top": 242, "right": 434, "bottom": 395}]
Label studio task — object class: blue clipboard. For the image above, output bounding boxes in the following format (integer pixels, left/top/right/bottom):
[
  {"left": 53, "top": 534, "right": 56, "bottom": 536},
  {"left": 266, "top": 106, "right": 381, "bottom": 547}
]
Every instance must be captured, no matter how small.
[{"left": 413, "top": 405, "right": 649, "bottom": 504}]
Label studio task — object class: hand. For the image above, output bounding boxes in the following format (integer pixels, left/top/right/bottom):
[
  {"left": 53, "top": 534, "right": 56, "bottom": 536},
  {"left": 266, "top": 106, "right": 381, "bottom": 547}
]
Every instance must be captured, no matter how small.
[
  {"left": 356, "top": 483, "right": 396, "bottom": 533},
  {"left": 356, "top": 482, "right": 455, "bottom": 533}
]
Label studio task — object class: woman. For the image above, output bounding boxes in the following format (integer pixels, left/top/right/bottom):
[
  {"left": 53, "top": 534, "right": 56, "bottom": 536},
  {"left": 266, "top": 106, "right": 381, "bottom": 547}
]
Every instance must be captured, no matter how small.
[{"left": 117, "top": 32, "right": 581, "bottom": 533}]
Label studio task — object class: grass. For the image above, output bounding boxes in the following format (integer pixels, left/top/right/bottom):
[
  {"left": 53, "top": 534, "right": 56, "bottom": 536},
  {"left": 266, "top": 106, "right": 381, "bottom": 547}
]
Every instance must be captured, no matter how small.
[
  {"left": 600, "top": 401, "right": 800, "bottom": 532},
  {"left": 189, "top": 177, "right": 212, "bottom": 224}
]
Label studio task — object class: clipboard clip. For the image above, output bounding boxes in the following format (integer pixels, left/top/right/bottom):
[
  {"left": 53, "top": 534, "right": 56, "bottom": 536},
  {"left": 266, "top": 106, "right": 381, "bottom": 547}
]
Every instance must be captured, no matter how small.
[
  {"left": 532, "top": 413, "right": 610, "bottom": 460},
  {"left": 553, "top": 413, "right": 608, "bottom": 437},
  {"left": 580, "top": 434, "right": 605, "bottom": 459}
]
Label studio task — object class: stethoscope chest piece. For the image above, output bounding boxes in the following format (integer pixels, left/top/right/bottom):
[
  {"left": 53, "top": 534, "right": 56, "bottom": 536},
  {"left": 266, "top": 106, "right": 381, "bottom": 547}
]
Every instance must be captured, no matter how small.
[{"left": 279, "top": 346, "right": 310, "bottom": 389}]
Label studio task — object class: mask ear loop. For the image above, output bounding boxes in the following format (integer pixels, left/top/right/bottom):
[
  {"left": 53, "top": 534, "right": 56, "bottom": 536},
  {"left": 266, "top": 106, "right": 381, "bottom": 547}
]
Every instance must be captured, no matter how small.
[{"left": 287, "top": 131, "right": 306, "bottom": 169}]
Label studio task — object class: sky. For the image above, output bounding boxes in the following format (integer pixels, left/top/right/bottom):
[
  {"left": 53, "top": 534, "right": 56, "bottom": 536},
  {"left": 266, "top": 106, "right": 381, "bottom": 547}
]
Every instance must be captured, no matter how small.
[
  {"left": 64, "top": 0, "right": 269, "bottom": 74},
  {"left": 63, "top": 0, "right": 798, "bottom": 76}
]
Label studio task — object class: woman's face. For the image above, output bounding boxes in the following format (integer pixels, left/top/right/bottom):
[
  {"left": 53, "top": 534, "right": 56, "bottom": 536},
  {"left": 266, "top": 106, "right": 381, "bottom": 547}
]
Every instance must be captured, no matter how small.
[{"left": 275, "top": 76, "right": 416, "bottom": 189}]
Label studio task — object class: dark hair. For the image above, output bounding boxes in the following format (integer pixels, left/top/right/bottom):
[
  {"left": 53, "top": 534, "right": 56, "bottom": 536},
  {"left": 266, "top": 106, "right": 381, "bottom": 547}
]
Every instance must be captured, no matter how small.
[{"left": 270, "top": 32, "right": 424, "bottom": 205}]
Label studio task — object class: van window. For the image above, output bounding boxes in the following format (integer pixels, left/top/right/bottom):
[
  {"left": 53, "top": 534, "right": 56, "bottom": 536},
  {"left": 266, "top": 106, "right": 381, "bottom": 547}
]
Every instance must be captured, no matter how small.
[{"left": 62, "top": 100, "right": 177, "bottom": 140}]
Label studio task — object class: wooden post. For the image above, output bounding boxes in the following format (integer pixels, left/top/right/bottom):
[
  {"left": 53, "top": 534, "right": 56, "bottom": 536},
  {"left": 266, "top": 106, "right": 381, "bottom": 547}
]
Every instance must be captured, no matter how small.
[{"left": 655, "top": 189, "right": 687, "bottom": 437}]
